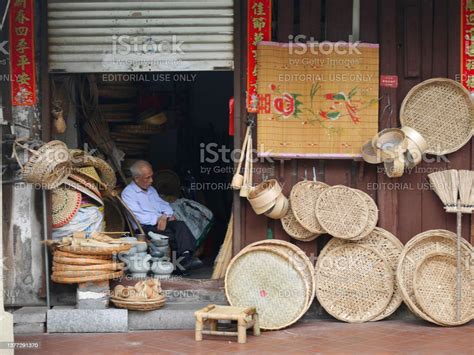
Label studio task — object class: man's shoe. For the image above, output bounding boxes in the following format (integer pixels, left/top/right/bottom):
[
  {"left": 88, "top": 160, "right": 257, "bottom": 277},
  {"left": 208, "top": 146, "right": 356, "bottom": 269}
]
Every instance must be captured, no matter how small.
[{"left": 182, "top": 257, "right": 203, "bottom": 271}]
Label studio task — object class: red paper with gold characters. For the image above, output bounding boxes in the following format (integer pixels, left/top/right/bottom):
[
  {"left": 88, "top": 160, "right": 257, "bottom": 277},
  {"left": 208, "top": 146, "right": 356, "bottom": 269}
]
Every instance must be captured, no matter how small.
[
  {"left": 9, "top": 0, "right": 36, "bottom": 106},
  {"left": 247, "top": 0, "right": 272, "bottom": 113},
  {"left": 462, "top": 0, "right": 474, "bottom": 94}
]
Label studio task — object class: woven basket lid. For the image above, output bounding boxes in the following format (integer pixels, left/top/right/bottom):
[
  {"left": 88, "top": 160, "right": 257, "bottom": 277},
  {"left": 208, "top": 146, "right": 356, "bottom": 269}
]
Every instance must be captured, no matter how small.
[
  {"left": 239, "top": 239, "right": 316, "bottom": 312},
  {"left": 290, "top": 181, "right": 329, "bottom": 234},
  {"left": 52, "top": 186, "right": 81, "bottom": 228},
  {"left": 315, "top": 185, "right": 369, "bottom": 240},
  {"left": 70, "top": 150, "right": 116, "bottom": 189},
  {"left": 315, "top": 244, "right": 394, "bottom": 323},
  {"left": 281, "top": 203, "right": 320, "bottom": 241},
  {"left": 396, "top": 229, "right": 473, "bottom": 325},
  {"left": 400, "top": 78, "right": 474, "bottom": 155},
  {"left": 64, "top": 177, "right": 104, "bottom": 206},
  {"left": 350, "top": 190, "right": 379, "bottom": 240},
  {"left": 319, "top": 227, "right": 404, "bottom": 321},
  {"left": 225, "top": 245, "right": 309, "bottom": 330},
  {"left": 414, "top": 252, "right": 472, "bottom": 326}
]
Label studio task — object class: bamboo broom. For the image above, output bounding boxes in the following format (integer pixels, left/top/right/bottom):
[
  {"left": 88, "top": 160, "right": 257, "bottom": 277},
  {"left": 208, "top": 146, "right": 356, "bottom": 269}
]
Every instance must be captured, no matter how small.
[{"left": 212, "top": 214, "right": 233, "bottom": 279}]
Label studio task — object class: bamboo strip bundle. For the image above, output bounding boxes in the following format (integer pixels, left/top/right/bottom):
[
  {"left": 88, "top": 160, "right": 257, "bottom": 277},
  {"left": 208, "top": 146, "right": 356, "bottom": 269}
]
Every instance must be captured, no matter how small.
[
  {"left": 428, "top": 170, "right": 459, "bottom": 211},
  {"left": 212, "top": 214, "right": 233, "bottom": 279},
  {"left": 458, "top": 170, "right": 474, "bottom": 212}
]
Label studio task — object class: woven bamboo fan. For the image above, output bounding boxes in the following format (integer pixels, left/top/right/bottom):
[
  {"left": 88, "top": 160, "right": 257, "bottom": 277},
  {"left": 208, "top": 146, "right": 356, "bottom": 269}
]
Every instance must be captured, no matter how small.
[
  {"left": 315, "top": 186, "right": 369, "bottom": 240},
  {"left": 239, "top": 239, "right": 316, "bottom": 312},
  {"left": 414, "top": 252, "right": 472, "bottom": 326},
  {"left": 281, "top": 203, "right": 320, "bottom": 241},
  {"left": 225, "top": 245, "right": 309, "bottom": 330},
  {"left": 315, "top": 244, "right": 393, "bottom": 323},
  {"left": 290, "top": 181, "right": 329, "bottom": 234},
  {"left": 396, "top": 229, "right": 473, "bottom": 325},
  {"left": 400, "top": 78, "right": 474, "bottom": 155},
  {"left": 351, "top": 190, "right": 379, "bottom": 240},
  {"left": 319, "top": 227, "right": 403, "bottom": 321}
]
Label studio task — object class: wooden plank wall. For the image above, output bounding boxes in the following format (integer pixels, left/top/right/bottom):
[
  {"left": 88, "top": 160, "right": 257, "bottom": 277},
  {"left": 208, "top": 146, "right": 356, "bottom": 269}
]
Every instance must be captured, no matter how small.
[{"left": 236, "top": 0, "right": 472, "bottom": 252}]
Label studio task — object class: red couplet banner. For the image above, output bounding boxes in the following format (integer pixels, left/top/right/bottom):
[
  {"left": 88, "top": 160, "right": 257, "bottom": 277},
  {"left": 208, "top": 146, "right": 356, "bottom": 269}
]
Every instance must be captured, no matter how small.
[
  {"left": 10, "top": 0, "right": 36, "bottom": 106},
  {"left": 461, "top": 0, "right": 474, "bottom": 95},
  {"left": 247, "top": 0, "right": 272, "bottom": 113}
]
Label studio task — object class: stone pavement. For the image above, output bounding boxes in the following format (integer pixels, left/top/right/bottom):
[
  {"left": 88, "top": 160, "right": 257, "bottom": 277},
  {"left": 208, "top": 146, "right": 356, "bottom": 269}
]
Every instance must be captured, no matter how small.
[{"left": 15, "top": 319, "right": 473, "bottom": 354}]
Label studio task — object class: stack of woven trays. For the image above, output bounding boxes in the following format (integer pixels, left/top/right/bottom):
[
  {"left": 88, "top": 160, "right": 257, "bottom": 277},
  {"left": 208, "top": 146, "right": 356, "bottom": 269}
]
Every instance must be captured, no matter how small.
[
  {"left": 283, "top": 183, "right": 378, "bottom": 241},
  {"left": 315, "top": 228, "right": 403, "bottom": 323},
  {"left": 396, "top": 229, "right": 473, "bottom": 326},
  {"left": 110, "top": 279, "right": 166, "bottom": 311},
  {"left": 225, "top": 240, "right": 315, "bottom": 330},
  {"left": 52, "top": 244, "right": 130, "bottom": 284}
]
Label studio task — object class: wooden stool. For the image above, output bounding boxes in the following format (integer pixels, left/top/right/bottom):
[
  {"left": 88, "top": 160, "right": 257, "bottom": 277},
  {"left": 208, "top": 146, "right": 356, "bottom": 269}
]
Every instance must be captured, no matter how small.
[{"left": 194, "top": 304, "right": 260, "bottom": 344}]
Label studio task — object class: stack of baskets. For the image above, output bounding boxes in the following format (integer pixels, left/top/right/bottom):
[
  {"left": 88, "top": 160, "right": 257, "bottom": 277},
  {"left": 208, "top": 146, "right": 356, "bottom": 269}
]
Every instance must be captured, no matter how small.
[
  {"left": 283, "top": 183, "right": 378, "bottom": 242},
  {"left": 225, "top": 240, "right": 315, "bottom": 330},
  {"left": 396, "top": 229, "right": 473, "bottom": 326},
  {"left": 111, "top": 279, "right": 166, "bottom": 311},
  {"left": 52, "top": 245, "right": 129, "bottom": 284},
  {"left": 315, "top": 228, "right": 403, "bottom": 323},
  {"left": 247, "top": 179, "right": 289, "bottom": 219}
]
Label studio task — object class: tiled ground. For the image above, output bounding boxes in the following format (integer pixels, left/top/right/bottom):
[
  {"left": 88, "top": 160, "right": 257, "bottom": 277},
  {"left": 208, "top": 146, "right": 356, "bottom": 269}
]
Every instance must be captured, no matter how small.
[{"left": 16, "top": 319, "right": 473, "bottom": 354}]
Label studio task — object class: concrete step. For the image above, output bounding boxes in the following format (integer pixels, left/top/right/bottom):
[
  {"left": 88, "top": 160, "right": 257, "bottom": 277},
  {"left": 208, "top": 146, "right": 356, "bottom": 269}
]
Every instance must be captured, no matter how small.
[
  {"left": 128, "top": 302, "right": 226, "bottom": 330},
  {"left": 13, "top": 307, "right": 48, "bottom": 335}
]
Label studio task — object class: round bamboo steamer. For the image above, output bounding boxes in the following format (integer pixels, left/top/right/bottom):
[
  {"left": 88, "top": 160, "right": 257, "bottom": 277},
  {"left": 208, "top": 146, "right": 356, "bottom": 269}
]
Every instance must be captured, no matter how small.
[
  {"left": 225, "top": 245, "right": 310, "bottom": 330},
  {"left": 396, "top": 229, "right": 473, "bottom": 325},
  {"left": 318, "top": 227, "right": 403, "bottom": 321},
  {"left": 414, "top": 252, "right": 472, "bottom": 326},
  {"left": 315, "top": 244, "right": 394, "bottom": 323}
]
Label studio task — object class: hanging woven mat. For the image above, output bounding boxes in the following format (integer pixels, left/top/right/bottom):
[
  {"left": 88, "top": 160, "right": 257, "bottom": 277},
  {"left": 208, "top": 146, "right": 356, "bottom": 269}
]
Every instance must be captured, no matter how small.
[
  {"left": 350, "top": 190, "right": 379, "bottom": 240},
  {"left": 58, "top": 244, "right": 131, "bottom": 256},
  {"left": 396, "top": 229, "right": 472, "bottom": 325},
  {"left": 281, "top": 203, "right": 320, "bottom": 242},
  {"left": 315, "top": 244, "right": 393, "bottom": 323},
  {"left": 414, "top": 252, "right": 472, "bottom": 326},
  {"left": 225, "top": 245, "right": 309, "bottom": 330},
  {"left": 315, "top": 185, "right": 369, "bottom": 240},
  {"left": 400, "top": 78, "right": 474, "bottom": 155},
  {"left": 290, "top": 181, "right": 329, "bottom": 234},
  {"left": 240, "top": 239, "right": 316, "bottom": 312},
  {"left": 318, "top": 227, "right": 403, "bottom": 321}
]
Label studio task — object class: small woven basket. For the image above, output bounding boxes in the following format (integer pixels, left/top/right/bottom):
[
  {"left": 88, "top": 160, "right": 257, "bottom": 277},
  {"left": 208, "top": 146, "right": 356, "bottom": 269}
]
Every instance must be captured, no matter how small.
[
  {"left": 414, "top": 252, "right": 472, "bottom": 326},
  {"left": 110, "top": 296, "right": 166, "bottom": 311},
  {"left": 315, "top": 244, "right": 394, "bottom": 323},
  {"left": 400, "top": 78, "right": 474, "bottom": 155}
]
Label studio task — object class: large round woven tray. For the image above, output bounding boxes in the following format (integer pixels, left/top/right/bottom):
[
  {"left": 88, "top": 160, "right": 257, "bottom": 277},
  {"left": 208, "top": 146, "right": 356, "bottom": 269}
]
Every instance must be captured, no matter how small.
[
  {"left": 400, "top": 78, "right": 474, "bottom": 155},
  {"left": 315, "top": 244, "right": 393, "bottom": 323},
  {"left": 290, "top": 181, "right": 329, "bottom": 234},
  {"left": 396, "top": 229, "right": 472, "bottom": 325},
  {"left": 58, "top": 244, "right": 131, "bottom": 256},
  {"left": 318, "top": 227, "right": 403, "bottom": 321},
  {"left": 110, "top": 296, "right": 166, "bottom": 311},
  {"left": 240, "top": 239, "right": 316, "bottom": 312},
  {"left": 281, "top": 203, "right": 319, "bottom": 241},
  {"left": 414, "top": 252, "right": 472, "bottom": 326},
  {"left": 351, "top": 190, "right": 379, "bottom": 240},
  {"left": 225, "top": 245, "right": 309, "bottom": 330},
  {"left": 315, "top": 186, "right": 369, "bottom": 240},
  {"left": 51, "top": 270, "right": 123, "bottom": 284}
]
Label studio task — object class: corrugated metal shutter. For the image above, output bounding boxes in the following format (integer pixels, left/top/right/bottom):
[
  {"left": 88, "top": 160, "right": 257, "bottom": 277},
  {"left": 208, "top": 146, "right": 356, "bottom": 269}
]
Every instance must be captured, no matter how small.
[{"left": 48, "top": 1, "right": 234, "bottom": 73}]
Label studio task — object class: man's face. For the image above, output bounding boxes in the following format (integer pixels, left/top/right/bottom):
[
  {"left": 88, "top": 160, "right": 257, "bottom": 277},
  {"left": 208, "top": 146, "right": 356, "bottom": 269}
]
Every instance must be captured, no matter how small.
[{"left": 134, "top": 166, "right": 153, "bottom": 190}]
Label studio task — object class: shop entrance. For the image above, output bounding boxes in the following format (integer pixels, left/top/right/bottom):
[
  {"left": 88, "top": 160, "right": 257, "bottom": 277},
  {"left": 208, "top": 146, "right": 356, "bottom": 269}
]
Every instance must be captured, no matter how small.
[{"left": 51, "top": 71, "right": 234, "bottom": 279}]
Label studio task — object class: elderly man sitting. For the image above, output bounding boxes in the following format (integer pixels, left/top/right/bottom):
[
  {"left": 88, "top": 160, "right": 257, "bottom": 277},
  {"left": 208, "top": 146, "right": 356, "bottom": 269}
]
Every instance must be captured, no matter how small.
[{"left": 122, "top": 160, "right": 200, "bottom": 272}]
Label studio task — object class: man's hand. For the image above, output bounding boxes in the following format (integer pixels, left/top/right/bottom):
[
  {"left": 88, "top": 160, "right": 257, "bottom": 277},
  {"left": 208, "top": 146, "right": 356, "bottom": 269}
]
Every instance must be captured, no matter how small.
[
  {"left": 168, "top": 215, "right": 176, "bottom": 221},
  {"left": 156, "top": 215, "right": 168, "bottom": 231}
]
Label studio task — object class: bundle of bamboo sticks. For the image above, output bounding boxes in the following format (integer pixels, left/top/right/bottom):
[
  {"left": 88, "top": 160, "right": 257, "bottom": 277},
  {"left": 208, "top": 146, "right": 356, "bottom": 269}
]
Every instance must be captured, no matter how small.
[{"left": 212, "top": 214, "right": 233, "bottom": 279}]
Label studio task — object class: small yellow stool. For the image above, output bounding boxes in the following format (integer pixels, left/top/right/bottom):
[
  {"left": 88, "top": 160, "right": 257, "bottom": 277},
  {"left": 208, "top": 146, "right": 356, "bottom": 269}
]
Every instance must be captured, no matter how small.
[{"left": 194, "top": 304, "right": 260, "bottom": 344}]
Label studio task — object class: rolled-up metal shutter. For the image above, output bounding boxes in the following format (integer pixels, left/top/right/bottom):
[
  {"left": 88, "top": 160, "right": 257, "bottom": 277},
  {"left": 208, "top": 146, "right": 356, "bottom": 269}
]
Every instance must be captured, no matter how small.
[{"left": 48, "top": 0, "right": 234, "bottom": 72}]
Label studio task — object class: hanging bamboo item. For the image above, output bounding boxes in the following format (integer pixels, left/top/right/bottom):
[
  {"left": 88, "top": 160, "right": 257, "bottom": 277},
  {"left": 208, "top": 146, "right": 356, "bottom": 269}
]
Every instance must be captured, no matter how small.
[{"left": 231, "top": 126, "right": 251, "bottom": 190}]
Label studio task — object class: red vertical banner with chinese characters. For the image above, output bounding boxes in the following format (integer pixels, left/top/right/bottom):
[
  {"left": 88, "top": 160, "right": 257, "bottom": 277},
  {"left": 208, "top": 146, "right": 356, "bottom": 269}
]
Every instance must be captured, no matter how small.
[
  {"left": 9, "top": 0, "right": 36, "bottom": 106},
  {"left": 461, "top": 0, "right": 474, "bottom": 95},
  {"left": 247, "top": 0, "right": 272, "bottom": 113}
]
